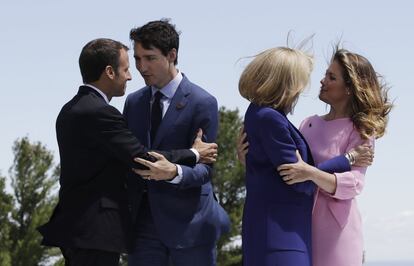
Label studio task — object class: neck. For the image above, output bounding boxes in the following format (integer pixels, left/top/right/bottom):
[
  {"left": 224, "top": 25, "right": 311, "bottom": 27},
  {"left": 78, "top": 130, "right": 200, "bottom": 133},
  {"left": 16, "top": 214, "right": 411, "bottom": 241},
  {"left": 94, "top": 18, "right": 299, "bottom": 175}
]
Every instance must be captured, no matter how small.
[
  {"left": 325, "top": 104, "right": 351, "bottom": 120},
  {"left": 157, "top": 65, "right": 178, "bottom": 89},
  {"left": 89, "top": 81, "right": 112, "bottom": 101}
]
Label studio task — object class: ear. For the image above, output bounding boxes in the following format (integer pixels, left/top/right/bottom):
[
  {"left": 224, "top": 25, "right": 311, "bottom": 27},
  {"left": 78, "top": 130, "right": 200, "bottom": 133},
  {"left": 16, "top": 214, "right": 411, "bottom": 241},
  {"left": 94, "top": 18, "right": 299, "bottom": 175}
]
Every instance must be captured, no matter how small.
[
  {"left": 346, "top": 88, "right": 351, "bottom": 95},
  {"left": 167, "top": 48, "right": 177, "bottom": 64},
  {"left": 104, "top": 65, "right": 116, "bottom": 80}
]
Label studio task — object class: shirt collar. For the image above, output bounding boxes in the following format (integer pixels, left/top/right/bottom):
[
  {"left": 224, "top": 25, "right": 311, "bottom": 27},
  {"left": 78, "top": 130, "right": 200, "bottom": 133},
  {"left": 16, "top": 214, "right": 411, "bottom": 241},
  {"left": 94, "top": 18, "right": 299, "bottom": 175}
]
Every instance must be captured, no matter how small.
[
  {"left": 84, "top": 84, "right": 109, "bottom": 104},
  {"left": 151, "top": 71, "right": 183, "bottom": 99}
]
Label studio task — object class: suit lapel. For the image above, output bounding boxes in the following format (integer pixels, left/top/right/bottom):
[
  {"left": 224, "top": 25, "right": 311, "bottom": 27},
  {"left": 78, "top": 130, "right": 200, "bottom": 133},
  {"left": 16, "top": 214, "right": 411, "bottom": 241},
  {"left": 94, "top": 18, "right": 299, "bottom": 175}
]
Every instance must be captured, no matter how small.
[
  {"left": 137, "top": 87, "right": 152, "bottom": 148},
  {"left": 288, "top": 119, "right": 315, "bottom": 166},
  {"left": 275, "top": 109, "right": 315, "bottom": 166},
  {"left": 152, "top": 78, "right": 190, "bottom": 148}
]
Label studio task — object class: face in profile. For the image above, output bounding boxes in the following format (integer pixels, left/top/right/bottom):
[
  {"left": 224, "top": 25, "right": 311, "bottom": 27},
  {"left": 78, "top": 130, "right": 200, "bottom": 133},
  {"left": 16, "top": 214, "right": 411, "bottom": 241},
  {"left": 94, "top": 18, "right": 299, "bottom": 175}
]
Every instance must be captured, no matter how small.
[
  {"left": 319, "top": 60, "right": 350, "bottom": 106},
  {"left": 111, "top": 48, "right": 132, "bottom": 97},
  {"left": 133, "top": 42, "right": 175, "bottom": 89}
]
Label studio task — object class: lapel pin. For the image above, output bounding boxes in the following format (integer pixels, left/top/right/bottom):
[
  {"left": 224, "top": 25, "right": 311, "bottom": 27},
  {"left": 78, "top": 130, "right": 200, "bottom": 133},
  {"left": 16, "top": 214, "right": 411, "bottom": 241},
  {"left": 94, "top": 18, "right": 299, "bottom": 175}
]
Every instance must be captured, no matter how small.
[{"left": 176, "top": 102, "right": 186, "bottom": 109}]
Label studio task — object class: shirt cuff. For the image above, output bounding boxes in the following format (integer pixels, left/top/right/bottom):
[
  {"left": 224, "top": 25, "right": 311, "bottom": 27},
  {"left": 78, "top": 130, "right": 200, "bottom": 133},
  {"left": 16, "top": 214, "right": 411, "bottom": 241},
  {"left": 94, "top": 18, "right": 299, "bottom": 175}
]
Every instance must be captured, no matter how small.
[
  {"left": 190, "top": 148, "right": 200, "bottom": 163},
  {"left": 167, "top": 164, "right": 183, "bottom": 184}
]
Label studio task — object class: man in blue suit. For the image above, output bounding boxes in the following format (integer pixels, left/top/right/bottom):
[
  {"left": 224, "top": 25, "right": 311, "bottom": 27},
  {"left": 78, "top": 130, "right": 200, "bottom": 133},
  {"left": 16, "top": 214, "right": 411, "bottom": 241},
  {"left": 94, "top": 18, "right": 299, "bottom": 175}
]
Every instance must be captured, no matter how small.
[{"left": 124, "top": 19, "right": 230, "bottom": 266}]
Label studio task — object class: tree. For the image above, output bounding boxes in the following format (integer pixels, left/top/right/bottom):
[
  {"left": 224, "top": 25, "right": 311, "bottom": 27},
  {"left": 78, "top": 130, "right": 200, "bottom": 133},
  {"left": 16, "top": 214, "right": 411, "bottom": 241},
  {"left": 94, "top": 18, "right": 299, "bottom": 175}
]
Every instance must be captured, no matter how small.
[
  {"left": 0, "top": 175, "right": 13, "bottom": 265},
  {"left": 214, "top": 107, "right": 246, "bottom": 266},
  {"left": 1, "top": 137, "right": 60, "bottom": 266}
]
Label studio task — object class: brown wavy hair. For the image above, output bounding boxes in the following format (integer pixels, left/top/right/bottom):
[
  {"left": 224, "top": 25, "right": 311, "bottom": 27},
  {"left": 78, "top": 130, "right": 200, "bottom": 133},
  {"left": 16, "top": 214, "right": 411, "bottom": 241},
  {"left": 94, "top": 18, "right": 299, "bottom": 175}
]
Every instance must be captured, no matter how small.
[{"left": 333, "top": 48, "right": 393, "bottom": 139}]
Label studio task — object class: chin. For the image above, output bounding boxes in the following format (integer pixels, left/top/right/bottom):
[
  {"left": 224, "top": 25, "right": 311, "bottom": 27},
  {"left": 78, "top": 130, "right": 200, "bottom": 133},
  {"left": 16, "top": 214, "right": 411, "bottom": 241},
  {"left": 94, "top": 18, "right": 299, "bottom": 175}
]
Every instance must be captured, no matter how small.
[
  {"left": 118, "top": 89, "right": 126, "bottom": 96},
  {"left": 318, "top": 95, "right": 328, "bottom": 104},
  {"left": 143, "top": 78, "right": 153, "bottom": 86}
]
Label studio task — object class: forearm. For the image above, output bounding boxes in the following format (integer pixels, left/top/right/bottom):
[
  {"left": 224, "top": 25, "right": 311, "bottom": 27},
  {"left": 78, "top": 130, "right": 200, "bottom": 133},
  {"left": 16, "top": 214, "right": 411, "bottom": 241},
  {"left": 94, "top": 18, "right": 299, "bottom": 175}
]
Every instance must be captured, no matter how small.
[
  {"left": 317, "top": 155, "right": 350, "bottom": 173},
  {"left": 309, "top": 166, "right": 337, "bottom": 194},
  {"left": 153, "top": 149, "right": 196, "bottom": 167},
  {"left": 178, "top": 164, "right": 212, "bottom": 189},
  {"left": 331, "top": 169, "right": 365, "bottom": 200}
]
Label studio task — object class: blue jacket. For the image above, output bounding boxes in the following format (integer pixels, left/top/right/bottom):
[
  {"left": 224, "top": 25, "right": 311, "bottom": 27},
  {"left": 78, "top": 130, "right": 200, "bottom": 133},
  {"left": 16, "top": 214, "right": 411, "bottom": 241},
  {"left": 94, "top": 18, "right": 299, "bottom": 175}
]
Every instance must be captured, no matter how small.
[
  {"left": 123, "top": 75, "right": 230, "bottom": 249},
  {"left": 242, "top": 103, "right": 349, "bottom": 266}
]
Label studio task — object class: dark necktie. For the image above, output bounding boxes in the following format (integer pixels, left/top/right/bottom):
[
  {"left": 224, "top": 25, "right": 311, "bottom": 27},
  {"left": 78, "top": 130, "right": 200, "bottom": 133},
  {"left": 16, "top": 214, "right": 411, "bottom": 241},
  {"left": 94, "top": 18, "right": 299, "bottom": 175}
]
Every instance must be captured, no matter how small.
[{"left": 150, "top": 91, "right": 163, "bottom": 145}]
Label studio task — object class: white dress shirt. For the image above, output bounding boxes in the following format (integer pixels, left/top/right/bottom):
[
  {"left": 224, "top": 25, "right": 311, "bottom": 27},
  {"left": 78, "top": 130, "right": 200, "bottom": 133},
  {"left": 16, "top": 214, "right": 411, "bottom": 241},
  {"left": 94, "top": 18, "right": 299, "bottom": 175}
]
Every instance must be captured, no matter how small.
[{"left": 84, "top": 84, "right": 109, "bottom": 104}]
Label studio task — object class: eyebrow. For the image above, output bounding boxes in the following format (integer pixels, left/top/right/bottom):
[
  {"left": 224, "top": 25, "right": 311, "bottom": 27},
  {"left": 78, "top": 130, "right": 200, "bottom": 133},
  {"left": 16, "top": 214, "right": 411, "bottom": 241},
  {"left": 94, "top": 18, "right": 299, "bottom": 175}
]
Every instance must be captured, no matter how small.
[{"left": 133, "top": 54, "right": 157, "bottom": 59}]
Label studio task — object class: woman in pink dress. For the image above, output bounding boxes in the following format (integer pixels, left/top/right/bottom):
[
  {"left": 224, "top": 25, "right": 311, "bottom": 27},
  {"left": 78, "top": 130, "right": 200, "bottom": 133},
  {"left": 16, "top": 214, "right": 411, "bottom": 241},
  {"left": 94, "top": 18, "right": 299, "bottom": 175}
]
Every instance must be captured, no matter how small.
[{"left": 277, "top": 48, "right": 392, "bottom": 266}]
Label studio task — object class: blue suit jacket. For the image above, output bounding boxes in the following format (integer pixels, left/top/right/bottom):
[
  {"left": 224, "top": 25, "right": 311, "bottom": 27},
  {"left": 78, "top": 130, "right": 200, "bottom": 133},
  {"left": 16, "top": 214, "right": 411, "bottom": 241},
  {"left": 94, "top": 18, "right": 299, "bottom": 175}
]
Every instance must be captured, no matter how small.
[
  {"left": 242, "top": 103, "right": 349, "bottom": 266},
  {"left": 123, "top": 75, "right": 230, "bottom": 249}
]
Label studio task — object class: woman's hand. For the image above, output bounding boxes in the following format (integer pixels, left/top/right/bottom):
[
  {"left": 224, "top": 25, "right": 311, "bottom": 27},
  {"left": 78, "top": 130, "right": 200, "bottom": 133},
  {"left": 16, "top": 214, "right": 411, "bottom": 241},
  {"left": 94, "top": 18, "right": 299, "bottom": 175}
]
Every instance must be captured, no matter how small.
[
  {"left": 236, "top": 125, "right": 249, "bottom": 166},
  {"left": 277, "top": 150, "right": 315, "bottom": 185},
  {"left": 349, "top": 144, "right": 374, "bottom": 167}
]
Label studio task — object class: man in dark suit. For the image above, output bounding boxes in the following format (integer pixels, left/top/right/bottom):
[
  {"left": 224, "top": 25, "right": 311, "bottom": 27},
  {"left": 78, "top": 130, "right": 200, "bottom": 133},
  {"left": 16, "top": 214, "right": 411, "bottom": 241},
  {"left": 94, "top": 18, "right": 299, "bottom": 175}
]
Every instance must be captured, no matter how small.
[
  {"left": 124, "top": 20, "right": 230, "bottom": 266},
  {"left": 38, "top": 38, "right": 217, "bottom": 266}
]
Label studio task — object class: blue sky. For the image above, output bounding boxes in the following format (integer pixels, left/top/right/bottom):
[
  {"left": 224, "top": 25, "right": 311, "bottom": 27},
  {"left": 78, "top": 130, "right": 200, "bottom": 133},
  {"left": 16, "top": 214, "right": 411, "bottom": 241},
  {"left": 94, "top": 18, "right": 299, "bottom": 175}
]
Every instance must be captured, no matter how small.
[{"left": 1, "top": 0, "right": 413, "bottom": 262}]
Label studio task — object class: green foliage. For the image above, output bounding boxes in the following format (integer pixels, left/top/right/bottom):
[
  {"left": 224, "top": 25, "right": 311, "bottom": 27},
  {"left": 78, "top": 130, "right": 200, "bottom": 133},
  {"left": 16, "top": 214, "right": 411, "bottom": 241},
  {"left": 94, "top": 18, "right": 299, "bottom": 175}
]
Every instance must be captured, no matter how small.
[
  {"left": 0, "top": 175, "right": 13, "bottom": 266},
  {"left": 1, "top": 137, "right": 60, "bottom": 266},
  {"left": 214, "top": 107, "right": 245, "bottom": 266}
]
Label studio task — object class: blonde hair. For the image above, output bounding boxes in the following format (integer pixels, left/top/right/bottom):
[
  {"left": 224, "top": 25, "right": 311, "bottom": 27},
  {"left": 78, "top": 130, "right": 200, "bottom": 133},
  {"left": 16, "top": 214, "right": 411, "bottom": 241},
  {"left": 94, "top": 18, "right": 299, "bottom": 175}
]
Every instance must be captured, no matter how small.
[
  {"left": 239, "top": 47, "right": 313, "bottom": 113},
  {"left": 333, "top": 49, "right": 393, "bottom": 139}
]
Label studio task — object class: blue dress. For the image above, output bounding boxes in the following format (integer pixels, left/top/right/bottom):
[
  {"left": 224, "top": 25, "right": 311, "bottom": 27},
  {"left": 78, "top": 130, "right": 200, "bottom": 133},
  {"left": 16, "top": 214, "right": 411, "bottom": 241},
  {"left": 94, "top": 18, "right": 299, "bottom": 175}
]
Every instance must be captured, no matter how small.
[{"left": 242, "top": 103, "right": 315, "bottom": 266}]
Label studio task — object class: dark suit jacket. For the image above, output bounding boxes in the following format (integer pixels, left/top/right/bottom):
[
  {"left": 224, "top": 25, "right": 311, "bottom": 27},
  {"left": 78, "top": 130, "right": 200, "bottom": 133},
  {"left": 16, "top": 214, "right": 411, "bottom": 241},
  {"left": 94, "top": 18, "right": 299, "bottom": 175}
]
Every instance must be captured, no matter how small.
[
  {"left": 124, "top": 75, "right": 230, "bottom": 249},
  {"left": 38, "top": 86, "right": 196, "bottom": 253}
]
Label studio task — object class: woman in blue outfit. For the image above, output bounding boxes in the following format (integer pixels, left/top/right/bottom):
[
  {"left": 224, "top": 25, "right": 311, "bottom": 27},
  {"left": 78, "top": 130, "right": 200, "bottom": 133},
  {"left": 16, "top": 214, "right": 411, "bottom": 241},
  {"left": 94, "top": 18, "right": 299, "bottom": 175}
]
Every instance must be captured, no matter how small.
[{"left": 239, "top": 47, "right": 317, "bottom": 266}]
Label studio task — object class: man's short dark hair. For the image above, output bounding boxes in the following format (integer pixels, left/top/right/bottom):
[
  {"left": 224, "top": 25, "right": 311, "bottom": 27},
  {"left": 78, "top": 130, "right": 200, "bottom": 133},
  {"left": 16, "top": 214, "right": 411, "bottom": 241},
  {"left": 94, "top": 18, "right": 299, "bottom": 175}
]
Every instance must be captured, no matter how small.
[
  {"left": 79, "top": 38, "right": 129, "bottom": 84},
  {"left": 130, "top": 19, "right": 180, "bottom": 65}
]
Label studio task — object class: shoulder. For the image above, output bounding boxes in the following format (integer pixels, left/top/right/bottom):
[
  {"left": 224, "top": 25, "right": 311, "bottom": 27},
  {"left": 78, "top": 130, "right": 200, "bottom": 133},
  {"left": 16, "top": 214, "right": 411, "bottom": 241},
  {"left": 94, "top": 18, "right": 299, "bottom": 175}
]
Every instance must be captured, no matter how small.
[
  {"left": 349, "top": 125, "right": 375, "bottom": 146},
  {"left": 181, "top": 75, "right": 216, "bottom": 102},
  {"left": 299, "top": 115, "right": 319, "bottom": 129},
  {"left": 257, "top": 105, "right": 287, "bottom": 123},
  {"left": 78, "top": 93, "right": 123, "bottom": 120},
  {"left": 302, "top": 115, "right": 319, "bottom": 124},
  {"left": 58, "top": 93, "right": 122, "bottom": 127},
  {"left": 63, "top": 91, "right": 106, "bottom": 115},
  {"left": 125, "top": 86, "right": 150, "bottom": 103},
  {"left": 246, "top": 104, "right": 288, "bottom": 127}
]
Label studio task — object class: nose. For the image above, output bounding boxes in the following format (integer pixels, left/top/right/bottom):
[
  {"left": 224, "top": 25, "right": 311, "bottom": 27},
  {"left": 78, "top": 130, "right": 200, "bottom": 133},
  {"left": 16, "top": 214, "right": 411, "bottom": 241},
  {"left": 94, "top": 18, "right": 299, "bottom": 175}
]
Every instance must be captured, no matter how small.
[
  {"left": 320, "top": 77, "right": 325, "bottom": 86},
  {"left": 127, "top": 70, "right": 132, "bottom": 81}
]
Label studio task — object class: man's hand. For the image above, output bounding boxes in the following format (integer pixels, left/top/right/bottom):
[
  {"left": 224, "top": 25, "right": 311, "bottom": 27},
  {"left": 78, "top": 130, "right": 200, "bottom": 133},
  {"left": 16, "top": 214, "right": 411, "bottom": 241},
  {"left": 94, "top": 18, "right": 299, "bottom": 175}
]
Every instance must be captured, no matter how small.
[
  {"left": 133, "top": 152, "right": 178, "bottom": 181},
  {"left": 192, "top": 129, "right": 218, "bottom": 164},
  {"left": 349, "top": 144, "right": 374, "bottom": 167},
  {"left": 236, "top": 125, "right": 248, "bottom": 166}
]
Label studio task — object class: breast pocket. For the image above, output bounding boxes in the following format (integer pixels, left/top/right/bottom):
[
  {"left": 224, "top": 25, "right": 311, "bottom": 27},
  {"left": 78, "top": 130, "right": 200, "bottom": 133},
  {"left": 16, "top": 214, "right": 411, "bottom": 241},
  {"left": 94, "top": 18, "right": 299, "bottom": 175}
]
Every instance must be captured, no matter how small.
[{"left": 167, "top": 123, "right": 192, "bottom": 146}]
